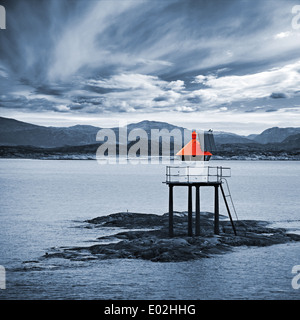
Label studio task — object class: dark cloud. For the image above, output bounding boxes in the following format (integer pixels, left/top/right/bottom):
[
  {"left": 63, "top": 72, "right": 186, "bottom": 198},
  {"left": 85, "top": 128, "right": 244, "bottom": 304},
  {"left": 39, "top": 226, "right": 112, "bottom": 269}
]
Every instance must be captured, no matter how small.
[
  {"left": 83, "top": 85, "right": 125, "bottom": 95},
  {"left": 153, "top": 96, "right": 169, "bottom": 102},
  {"left": 34, "top": 85, "right": 66, "bottom": 97},
  {"left": 187, "top": 96, "right": 202, "bottom": 104},
  {"left": 68, "top": 104, "right": 84, "bottom": 111},
  {"left": 270, "top": 92, "right": 287, "bottom": 99}
]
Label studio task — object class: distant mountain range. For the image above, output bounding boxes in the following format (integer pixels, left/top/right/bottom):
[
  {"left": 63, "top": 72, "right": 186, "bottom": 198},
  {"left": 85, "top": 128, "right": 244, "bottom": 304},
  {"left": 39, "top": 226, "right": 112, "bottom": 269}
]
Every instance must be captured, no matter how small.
[
  {"left": 249, "top": 126, "right": 300, "bottom": 144},
  {"left": 0, "top": 116, "right": 100, "bottom": 148},
  {"left": 0, "top": 116, "right": 299, "bottom": 160}
]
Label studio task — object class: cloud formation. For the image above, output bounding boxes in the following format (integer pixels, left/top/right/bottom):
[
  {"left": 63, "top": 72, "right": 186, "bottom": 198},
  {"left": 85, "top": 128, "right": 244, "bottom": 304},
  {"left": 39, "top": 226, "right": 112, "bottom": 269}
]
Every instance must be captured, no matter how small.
[
  {"left": 192, "top": 61, "right": 300, "bottom": 106},
  {"left": 0, "top": 0, "right": 300, "bottom": 132}
]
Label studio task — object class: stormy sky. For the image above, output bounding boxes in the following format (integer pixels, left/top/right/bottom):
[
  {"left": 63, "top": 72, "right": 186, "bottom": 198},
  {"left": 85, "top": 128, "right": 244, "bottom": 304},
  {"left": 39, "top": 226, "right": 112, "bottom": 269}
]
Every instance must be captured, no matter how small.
[{"left": 0, "top": 0, "right": 300, "bottom": 134}]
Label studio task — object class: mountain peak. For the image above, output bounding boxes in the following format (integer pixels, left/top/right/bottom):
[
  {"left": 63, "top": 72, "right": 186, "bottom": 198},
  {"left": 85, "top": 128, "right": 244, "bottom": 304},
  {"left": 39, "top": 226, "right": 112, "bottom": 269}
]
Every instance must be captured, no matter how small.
[
  {"left": 254, "top": 126, "right": 300, "bottom": 144},
  {"left": 126, "top": 120, "right": 186, "bottom": 131}
]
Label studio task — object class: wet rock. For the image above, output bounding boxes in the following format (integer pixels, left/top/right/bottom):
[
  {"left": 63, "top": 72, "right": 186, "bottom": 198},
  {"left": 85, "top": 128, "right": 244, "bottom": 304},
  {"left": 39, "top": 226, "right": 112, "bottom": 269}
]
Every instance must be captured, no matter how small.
[{"left": 46, "top": 212, "right": 300, "bottom": 263}]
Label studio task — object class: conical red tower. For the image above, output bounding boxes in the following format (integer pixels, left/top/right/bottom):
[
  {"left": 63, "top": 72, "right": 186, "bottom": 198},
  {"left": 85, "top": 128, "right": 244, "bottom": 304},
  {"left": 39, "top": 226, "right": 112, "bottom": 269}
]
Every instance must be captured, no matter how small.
[{"left": 176, "top": 131, "right": 212, "bottom": 161}]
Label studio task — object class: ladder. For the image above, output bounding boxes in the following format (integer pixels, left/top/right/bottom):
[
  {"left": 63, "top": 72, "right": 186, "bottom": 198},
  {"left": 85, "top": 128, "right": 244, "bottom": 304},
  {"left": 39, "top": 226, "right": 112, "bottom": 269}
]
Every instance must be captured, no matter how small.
[{"left": 220, "top": 178, "right": 238, "bottom": 236}]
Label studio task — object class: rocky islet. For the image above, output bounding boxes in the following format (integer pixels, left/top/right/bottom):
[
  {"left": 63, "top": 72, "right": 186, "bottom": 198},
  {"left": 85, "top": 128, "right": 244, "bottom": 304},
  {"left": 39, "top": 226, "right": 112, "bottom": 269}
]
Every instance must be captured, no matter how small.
[{"left": 43, "top": 212, "right": 300, "bottom": 263}]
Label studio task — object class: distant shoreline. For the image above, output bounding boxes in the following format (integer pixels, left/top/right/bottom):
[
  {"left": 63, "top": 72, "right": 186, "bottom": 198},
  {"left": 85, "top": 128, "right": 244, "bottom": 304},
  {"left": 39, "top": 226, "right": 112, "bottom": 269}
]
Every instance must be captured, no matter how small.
[
  {"left": 1, "top": 156, "right": 299, "bottom": 161},
  {"left": 0, "top": 145, "right": 299, "bottom": 161},
  {"left": 1, "top": 156, "right": 300, "bottom": 161},
  {"left": 0, "top": 156, "right": 300, "bottom": 160}
]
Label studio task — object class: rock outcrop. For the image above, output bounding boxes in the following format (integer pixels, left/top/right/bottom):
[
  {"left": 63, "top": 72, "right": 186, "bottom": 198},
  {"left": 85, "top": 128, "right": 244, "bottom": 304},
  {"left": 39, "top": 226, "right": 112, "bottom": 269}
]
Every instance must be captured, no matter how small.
[{"left": 43, "top": 212, "right": 300, "bottom": 262}]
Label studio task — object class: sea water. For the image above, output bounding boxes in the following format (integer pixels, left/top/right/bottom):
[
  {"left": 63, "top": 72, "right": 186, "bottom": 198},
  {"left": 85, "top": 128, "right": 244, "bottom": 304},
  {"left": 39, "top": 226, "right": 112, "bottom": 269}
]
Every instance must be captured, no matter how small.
[{"left": 0, "top": 159, "right": 299, "bottom": 300}]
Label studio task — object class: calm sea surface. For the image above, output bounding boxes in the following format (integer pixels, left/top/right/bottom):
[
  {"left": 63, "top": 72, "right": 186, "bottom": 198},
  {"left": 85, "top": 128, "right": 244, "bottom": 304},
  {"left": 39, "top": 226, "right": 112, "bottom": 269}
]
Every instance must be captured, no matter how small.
[{"left": 0, "top": 159, "right": 299, "bottom": 300}]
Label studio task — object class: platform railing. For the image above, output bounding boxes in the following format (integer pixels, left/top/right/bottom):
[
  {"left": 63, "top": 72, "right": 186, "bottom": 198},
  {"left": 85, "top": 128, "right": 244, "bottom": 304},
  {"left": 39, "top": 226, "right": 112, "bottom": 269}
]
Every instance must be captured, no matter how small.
[{"left": 166, "top": 166, "right": 231, "bottom": 183}]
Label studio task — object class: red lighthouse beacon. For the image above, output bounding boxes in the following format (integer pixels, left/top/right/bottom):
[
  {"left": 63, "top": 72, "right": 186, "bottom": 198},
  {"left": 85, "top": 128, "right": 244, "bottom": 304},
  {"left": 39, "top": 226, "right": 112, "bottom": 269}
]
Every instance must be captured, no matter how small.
[
  {"left": 165, "top": 129, "right": 237, "bottom": 238},
  {"left": 176, "top": 130, "right": 213, "bottom": 162}
]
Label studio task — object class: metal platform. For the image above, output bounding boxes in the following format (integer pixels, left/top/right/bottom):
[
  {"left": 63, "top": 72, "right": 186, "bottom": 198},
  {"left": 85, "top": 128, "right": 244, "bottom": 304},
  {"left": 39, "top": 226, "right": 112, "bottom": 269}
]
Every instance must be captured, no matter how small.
[
  {"left": 164, "top": 165, "right": 236, "bottom": 237},
  {"left": 165, "top": 165, "right": 231, "bottom": 184}
]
